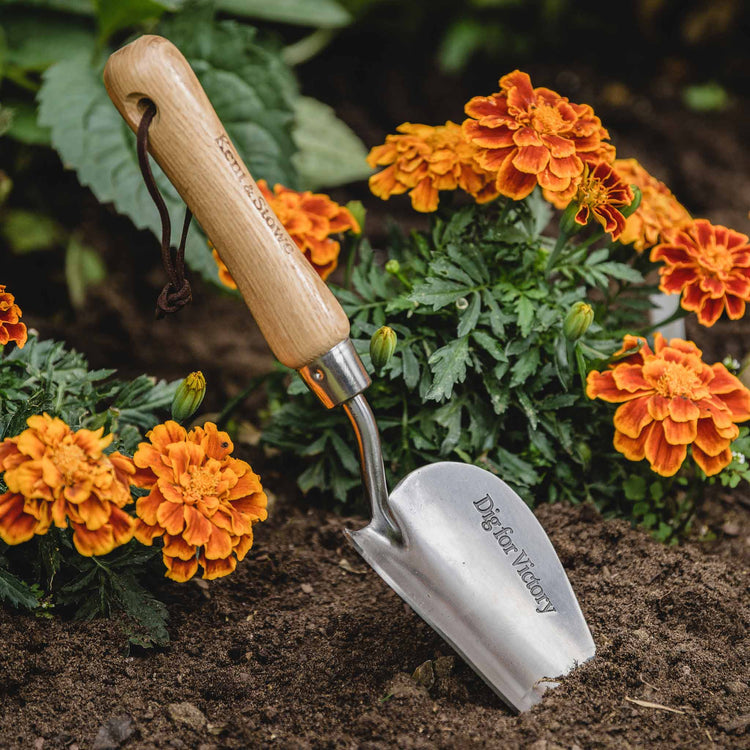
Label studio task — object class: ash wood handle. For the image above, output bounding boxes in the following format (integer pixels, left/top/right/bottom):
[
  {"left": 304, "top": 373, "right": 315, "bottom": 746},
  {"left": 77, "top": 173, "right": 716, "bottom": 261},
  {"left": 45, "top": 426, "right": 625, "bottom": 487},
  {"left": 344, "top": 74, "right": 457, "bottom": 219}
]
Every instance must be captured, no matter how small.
[{"left": 103, "top": 35, "right": 350, "bottom": 370}]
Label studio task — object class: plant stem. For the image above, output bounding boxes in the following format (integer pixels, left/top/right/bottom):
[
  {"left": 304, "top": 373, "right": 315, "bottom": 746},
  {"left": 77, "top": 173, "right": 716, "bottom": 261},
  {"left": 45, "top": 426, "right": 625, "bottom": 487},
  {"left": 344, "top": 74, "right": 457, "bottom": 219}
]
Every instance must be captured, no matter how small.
[{"left": 216, "top": 374, "right": 267, "bottom": 430}]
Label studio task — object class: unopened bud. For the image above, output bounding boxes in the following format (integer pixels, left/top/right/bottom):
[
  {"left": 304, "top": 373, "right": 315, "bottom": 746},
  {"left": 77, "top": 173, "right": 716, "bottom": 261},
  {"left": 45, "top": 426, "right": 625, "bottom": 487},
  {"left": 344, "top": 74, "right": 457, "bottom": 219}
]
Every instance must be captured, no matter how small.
[
  {"left": 621, "top": 185, "right": 642, "bottom": 218},
  {"left": 171, "top": 371, "right": 206, "bottom": 422},
  {"left": 563, "top": 302, "right": 594, "bottom": 341},
  {"left": 385, "top": 259, "right": 401, "bottom": 275},
  {"left": 370, "top": 326, "right": 397, "bottom": 370}
]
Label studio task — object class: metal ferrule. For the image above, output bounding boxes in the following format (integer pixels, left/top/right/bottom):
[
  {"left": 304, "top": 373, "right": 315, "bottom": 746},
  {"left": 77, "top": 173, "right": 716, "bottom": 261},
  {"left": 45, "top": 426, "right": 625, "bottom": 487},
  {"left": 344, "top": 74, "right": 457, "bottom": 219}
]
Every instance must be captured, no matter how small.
[{"left": 297, "top": 338, "right": 371, "bottom": 409}]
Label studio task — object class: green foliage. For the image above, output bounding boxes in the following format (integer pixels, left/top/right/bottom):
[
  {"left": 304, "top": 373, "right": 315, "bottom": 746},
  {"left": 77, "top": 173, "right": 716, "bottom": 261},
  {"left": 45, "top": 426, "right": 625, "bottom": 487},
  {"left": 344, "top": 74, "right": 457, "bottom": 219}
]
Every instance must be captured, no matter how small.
[
  {"left": 716, "top": 427, "right": 750, "bottom": 490},
  {"left": 292, "top": 96, "right": 372, "bottom": 189},
  {"left": 55, "top": 540, "right": 169, "bottom": 647},
  {"left": 1, "top": 0, "right": 367, "bottom": 304},
  {"left": 217, "top": 0, "right": 352, "bottom": 27},
  {"left": 0, "top": 335, "right": 178, "bottom": 643},
  {"left": 263, "top": 195, "right": 659, "bottom": 513}
]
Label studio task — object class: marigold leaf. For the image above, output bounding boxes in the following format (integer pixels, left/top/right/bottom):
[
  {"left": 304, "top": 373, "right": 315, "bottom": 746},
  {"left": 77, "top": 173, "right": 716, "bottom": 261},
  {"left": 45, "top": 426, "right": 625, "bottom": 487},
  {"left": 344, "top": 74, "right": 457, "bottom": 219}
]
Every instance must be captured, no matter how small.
[
  {"left": 515, "top": 295, "right": 535, "bottom": 338},
  {"left": 509, "top": 348, "right": 540, "bottom": 388},
  {"left": 457, "top": 292, "right": 481, "bottom": 337},
  {"left": 0, "top": 566, "right": 40, "bottom": 610},
  {"left": 410, "top": 277, "right": 471, "bottom": 311},
  {"left": 425, "top": 336, "right": 471, "bottom": 402}
]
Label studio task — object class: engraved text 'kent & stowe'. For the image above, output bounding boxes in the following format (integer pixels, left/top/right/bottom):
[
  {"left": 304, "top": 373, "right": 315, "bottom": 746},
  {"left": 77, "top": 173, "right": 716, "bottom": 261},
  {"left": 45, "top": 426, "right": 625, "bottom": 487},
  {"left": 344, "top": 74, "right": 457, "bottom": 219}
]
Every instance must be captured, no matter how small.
[{"left": 215, "top": 134, "right": 296, "bottom": 256}]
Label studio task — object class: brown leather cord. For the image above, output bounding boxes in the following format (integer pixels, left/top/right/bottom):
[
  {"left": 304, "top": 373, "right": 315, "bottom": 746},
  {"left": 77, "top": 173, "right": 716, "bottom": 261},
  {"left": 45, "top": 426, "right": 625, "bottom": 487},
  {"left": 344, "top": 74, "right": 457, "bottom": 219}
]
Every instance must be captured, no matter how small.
[{"left": 136, "top": 100, "right": 193, "bottom": 318}]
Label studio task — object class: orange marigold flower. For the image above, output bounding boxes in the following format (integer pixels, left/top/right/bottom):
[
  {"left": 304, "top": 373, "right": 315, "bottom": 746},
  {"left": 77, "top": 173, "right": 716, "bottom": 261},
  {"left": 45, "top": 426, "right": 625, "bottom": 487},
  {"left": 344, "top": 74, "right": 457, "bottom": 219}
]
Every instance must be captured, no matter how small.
[
  {"left": 651, "top": 219, "right": 750, "bottom": 327},
  {"left": 614, "top": 158, "right": 691, "bottom": 253},
  {"left": 209, "top": 241, "right": 237, "bottom": 290},
  {"left": 211, "top": 183, "right": 359, "bottom": 286},
  {"left": 131, "top": 421, "right": 267, "bottom": 582},
  {"left": 587, "top": 333, "right": 750, "bottom": 477},
  {"left": 544, "top": 161, "right": 634, "bottom": 239},
  {"left": 462, "top": 70, "right": 614, "bottom": 201},
  {"left": 366, "top": 121, "right": 499, "bottom": 212},
  {"left": 0, "top": 414, "right": 135, "bottom": 554},
  {"left": 0, "top": 284, "right": 27, "bottom": 348}
]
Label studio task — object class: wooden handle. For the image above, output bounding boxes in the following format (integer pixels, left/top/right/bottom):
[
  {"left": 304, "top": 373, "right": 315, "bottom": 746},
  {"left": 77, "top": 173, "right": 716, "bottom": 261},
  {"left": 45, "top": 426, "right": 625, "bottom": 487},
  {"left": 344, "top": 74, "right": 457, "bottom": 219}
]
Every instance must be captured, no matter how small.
[{"left": 103, "top": 35, "right": 350, "bottom": 369}]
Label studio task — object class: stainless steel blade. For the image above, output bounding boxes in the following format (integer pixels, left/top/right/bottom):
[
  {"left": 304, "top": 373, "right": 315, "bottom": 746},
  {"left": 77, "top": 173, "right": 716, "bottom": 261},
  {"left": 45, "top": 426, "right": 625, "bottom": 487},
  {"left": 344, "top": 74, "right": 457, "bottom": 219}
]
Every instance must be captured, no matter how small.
[{"left": 346, "top": 461, "right": 595, "bottom": 713}]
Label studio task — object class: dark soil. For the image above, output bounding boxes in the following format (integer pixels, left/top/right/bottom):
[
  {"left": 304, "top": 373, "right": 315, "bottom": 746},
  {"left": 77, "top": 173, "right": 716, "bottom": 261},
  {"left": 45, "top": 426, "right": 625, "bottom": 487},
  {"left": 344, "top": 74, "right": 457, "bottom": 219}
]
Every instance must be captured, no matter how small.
[{"left": 1, "top": 500, "right": 748, "bottom": 750}]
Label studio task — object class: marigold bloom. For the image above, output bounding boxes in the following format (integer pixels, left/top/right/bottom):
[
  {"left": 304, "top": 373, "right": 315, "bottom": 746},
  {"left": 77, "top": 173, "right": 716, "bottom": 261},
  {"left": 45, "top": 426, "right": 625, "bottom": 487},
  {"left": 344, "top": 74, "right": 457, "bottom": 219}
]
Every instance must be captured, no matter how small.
[
  {"left": 545, "top": 161, "right": 634, "bottom": 239},
  {"left": 0, "top": 284, "right": 27, "bottom": 348},
  {"left": 366, "top": 121, "right": 499, "bottom": 212},
  {"left": 211, "top": 182, "right": 359, "bottom": 286},
  {"left": 651, "top": 219, "right": 750, "bottom": 327},
  {"left": 463, "top": 70, "right": 614, "bottom": 201},
  {"left": 0, "top": 415, "right": 135, "bottom": 554},
  {"left": 587, "top": 333, "right": 750, "bottom": 476},
  {"left": 614, "top": 159, "right": 691, "bottom": 252},
  {"left": 131, "top": 421, "right": 267, "bottom": 582}
]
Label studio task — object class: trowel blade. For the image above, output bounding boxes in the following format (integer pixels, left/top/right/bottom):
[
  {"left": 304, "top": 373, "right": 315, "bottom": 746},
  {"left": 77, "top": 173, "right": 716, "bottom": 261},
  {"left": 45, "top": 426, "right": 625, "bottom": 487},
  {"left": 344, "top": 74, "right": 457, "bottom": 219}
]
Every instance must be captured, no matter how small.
[{"left": 345, "top": 461, "right": 595, "bottom": 713}]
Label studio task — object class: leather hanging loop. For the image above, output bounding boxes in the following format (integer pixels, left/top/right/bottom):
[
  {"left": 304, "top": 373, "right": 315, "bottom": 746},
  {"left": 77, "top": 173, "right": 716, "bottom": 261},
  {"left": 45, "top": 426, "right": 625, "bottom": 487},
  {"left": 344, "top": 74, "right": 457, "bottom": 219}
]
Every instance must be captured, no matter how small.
[{"left": 136, "top": 99, "right": 193, "bottom": 318}]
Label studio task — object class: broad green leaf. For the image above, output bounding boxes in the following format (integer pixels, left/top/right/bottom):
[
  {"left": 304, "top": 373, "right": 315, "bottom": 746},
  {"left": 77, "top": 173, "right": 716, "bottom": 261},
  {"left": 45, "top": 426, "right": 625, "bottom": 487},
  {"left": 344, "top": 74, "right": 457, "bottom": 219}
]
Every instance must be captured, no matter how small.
[
  {"left": 1, "top": 9, "right": 96, "bottom": 71},
  {"left": 38, "top": 10, "right": 300, "bottom": 283},
  {"left": 0, "top": 209, "right": 65, "bottom": 253},
  {"left": 217, "top": 0, "right": 352, "bottom": 28},
  {"left": 95, "top": 0, "right": 178, "bottom": 45},
  {"left": 1, "top": 0, "right": 94, "bottom": 13},
  {"left": 65, "top": 237, "right": 107, "bottom": 308},
  {"left": 292, "top": 96, "right": 371, "bottom": 189},
  {"left": 426, "top": 336, "right": 470, "bottom": 402}
]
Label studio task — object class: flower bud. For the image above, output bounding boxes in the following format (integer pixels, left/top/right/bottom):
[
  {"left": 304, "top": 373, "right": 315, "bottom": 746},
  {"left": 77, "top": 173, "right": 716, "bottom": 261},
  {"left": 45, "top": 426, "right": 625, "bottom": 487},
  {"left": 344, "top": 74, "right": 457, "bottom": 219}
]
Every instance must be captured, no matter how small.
[
  {"left": 385, "top": 259, "right": 401, "bottom": 275},
  {"left": 370, "top": 326, "right": 397, "bottom": 370},
  {"left": 563, "top": 302, "right": 594, "bottom": 341},
  {"left": 171, "top": 371, "right": 206, "bottom": 422},
  {"left": 620, "top": 185, "right": 642, "bottom": 218}
]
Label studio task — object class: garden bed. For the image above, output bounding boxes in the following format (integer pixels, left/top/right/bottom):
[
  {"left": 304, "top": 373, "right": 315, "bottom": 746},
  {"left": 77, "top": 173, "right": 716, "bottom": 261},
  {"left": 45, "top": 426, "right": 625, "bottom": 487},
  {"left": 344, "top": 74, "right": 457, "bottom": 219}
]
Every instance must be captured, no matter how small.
[{"left": 1, "top": 497, "right": 747, "bottom": 749}]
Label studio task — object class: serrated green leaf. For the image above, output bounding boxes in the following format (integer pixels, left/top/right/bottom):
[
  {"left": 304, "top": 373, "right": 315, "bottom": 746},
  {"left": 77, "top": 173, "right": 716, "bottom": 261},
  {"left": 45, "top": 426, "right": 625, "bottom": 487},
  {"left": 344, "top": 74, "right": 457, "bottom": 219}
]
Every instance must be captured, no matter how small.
[
  {"left": 0, "top": 567, "right": 40, "bottom": 610},
  {"left": 471, "top": 330, "right": 506, "bottom": 362},
  {"left": 410, "top": 276, "right": 473, "bottom": 311},
  {"left": 401, "top": 345, "right": 420, "bottom": 390},
  {"left": 456, "top": 291, "right": 481, "bottom": 337},
  {"left": 292, "top": 96, "right": 371, "bottom": 189},
  {"left": 595, "top": 261, "right": 644, "bottom": 283},
  {"left": 217, "top": 0, "right": 351, "bottom": 27},
  {"left": 509, "top": 348, "right": 540, "bottom": 387},
  {"left": 426, "top": 336, "right": 470, "bottom": 402},
  {"left": 515, "top": 295, "right": 534, "bottom": 337}
]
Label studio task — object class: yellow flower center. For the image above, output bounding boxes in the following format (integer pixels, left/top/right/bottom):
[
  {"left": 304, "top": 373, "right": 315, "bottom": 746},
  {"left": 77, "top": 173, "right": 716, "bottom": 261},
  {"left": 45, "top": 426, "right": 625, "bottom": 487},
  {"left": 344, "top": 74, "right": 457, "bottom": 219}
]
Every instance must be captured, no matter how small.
[
  {"left": 530, "top": 103, "right": 565, "bottom": 133},
  {"left": 185, "top": 466, "right": 219, "bottom": 504},
  {"left": 699, "top": 244, "right": 732, "bottom": 274},
  {"left": 52, "top": 443, "right": 87, "bottom": 482},
  {"left": 654, "top": 361, "right": 701, "bottom": 399},
  {"left": 576, "top": 176, "right": 606, "bottom": 208}
]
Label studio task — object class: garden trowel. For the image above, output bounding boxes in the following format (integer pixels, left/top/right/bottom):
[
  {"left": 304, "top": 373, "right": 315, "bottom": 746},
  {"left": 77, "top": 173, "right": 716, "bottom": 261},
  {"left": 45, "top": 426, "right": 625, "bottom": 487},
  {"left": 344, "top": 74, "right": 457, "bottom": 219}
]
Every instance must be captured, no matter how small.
[{"left": 104, "top": 35, "right": 595, "bottom": 713}]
